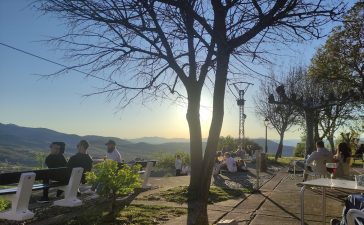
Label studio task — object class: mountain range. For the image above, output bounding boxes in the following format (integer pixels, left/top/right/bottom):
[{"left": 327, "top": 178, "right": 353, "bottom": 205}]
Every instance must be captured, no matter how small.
[{"left": 0, "top": 123, "right": 295, "bottom": 166}]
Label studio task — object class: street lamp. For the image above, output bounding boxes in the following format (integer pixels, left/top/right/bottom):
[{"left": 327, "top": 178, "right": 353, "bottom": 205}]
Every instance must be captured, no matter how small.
[{"left": 264, "top": 118, "right": 269, "bottom": 154}]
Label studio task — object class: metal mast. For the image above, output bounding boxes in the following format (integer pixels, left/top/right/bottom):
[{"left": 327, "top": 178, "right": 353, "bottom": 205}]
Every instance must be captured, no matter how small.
[{"left": 230, "top": 82, "right": 253, "bottom": 150}]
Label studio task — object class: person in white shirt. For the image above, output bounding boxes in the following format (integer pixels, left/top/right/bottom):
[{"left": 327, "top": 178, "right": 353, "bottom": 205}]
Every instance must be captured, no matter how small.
[
  {"left": 175, "top": 155, "right": 182, "bottom": 176},
  {"left": 105, "top": 139, "right": 122, "bottom": 163},
  {"left": 303, "top": 140, "right": 333, "bottom": 181},
  {"left": 224, "top": 152, "right": 237, "bottom": 173}
]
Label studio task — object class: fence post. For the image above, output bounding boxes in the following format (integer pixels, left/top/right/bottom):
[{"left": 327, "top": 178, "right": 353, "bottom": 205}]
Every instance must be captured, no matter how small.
[{"left": 256, "top": 149, "right": 261, "bottom": 191}]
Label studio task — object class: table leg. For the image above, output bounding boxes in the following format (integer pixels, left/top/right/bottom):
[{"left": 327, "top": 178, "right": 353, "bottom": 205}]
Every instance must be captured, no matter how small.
[
  {"left": 294, "top": 161, "right": 296, "bottom": 176},
  {"left": 322, "top": 187, "right": 326, "bottom": 225},
  {"left": 301, "top": 185, "right": 306, "bottom": 225}
]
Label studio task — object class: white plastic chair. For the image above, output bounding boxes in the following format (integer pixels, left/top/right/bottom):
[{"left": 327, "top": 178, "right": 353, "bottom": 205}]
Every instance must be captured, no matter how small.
[
  {"left": 54, "top": 167, "right": 84, "bottom": 207},
  {"left": 0, "top": 172, "right": 35, "bottom": 221}
]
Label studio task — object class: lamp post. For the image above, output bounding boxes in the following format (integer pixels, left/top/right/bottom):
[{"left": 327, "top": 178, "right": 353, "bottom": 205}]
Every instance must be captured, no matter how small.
[{"left": 264, "top": 118, "right": 269, "bottom": 154}]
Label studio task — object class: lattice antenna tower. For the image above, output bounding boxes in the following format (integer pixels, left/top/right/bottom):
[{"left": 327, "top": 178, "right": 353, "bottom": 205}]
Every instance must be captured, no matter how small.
[{"left": 229, "top": 82, "right": 254, "bottom": 151}]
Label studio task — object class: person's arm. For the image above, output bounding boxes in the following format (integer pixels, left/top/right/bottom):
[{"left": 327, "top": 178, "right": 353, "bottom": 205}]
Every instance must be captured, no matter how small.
[{"left": 116, "top": 151, "right": 122, "bottom": 163}]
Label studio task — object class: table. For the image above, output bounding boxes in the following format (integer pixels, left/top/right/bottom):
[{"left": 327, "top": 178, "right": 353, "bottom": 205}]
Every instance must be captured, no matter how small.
[{"left": 300, "top": 178, "right": 364, "bottom": 225}]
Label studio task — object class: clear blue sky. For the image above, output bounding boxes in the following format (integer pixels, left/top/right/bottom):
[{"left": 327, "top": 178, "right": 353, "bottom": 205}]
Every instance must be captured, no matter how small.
[{"left": 0, "top": 0, "right": 353, "bottom": 141}]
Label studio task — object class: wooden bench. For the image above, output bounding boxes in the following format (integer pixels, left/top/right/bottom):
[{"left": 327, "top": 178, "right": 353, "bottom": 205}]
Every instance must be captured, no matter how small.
[{"left": 0, "top": 167, "right": 84, "bottom": 221}]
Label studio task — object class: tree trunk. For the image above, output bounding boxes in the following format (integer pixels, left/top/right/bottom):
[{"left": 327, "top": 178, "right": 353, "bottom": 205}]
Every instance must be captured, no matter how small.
[
  {"left": 186, "top": 87, "right": 203, "bottom": 193},
  {"left": 275, "top": 132, "right": 284, "bottom": 161},
  {"left": 305, "top": 110, "right": 315, "bottom": 156},
  {"left": 187, "top": 46, "right": 229, "bottom": 225},
  {"left": 328, "top": 135, "right": 335, "bottom": 154}
]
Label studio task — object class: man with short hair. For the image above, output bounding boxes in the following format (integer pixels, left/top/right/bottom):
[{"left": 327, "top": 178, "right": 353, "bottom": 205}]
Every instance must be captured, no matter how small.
[
  {"left": 105, "top": 139, "right": 122, "bottom": 162},
  {"left": 303, "top": 140, "right": 333, "bottom": 181},
  {"left": 38, "top": 142, "right": 68, "bottom": 203},
  {"left": 67, "top": 140, "right": 93, "bottom": 183}
]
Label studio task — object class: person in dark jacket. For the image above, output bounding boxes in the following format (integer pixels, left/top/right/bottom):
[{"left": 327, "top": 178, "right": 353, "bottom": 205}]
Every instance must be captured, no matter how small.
[
  {"left": 38, "top": 142, "right": 68, "bottom": 203},
  {"left": 67, "top": 140, "right": 93, "bottom": 184},
  {"left": 45, "top": 142, "right": 67, "bottom": 168}
]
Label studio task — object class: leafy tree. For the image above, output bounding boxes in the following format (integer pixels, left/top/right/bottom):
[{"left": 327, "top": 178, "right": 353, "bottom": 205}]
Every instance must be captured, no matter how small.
[
  {"left": 308, "top": 2, "right": 364, "bottom": 151},
  {"left": 217, "top": 135, "right": 237, "bottom": 152},
  {"left": 37, "top": 1, "right": 346, "bottom": 223},
  {"left": 86, "top": 160, "right": 141, "bottom": 214},
  {"left": 255, "top": 71, "right": 299, "bottom": 160},
  {"left": 336, "top": 130, "right": 362, "bottom": 154},
  {"left": 309, "top": 1, "right": 364, "bottom": 97}
]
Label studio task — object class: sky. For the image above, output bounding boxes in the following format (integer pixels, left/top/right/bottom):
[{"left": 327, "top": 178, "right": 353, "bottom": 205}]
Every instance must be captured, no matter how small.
[{"left": 0, "top": 1, "right": 354, "bottom": 141}]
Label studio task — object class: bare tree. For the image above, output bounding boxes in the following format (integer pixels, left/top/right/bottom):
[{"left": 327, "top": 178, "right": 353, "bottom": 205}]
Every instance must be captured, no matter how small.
[
  {"left": 255, "top": 71, "right": 299, "bottom": 160},
  {"left": 36, "top": 1, "right": 346, "bottom": 224}
]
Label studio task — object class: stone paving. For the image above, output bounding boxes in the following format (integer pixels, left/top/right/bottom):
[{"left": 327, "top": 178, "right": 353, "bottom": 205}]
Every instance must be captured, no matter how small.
[
  {"left": 2, "top": 165, "right": 363, "bottom": 225},
  {"left": 158, "top": 168, "right": 364, "bottom": 225}
]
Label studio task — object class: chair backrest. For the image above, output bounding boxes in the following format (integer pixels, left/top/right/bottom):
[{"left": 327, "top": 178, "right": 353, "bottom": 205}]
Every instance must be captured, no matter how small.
[
  {"left": 64, "top": 167, "right": 84, "bottom": 199},
  {"left": 12, "top": 172, "right": 35, "bottom": 213}
]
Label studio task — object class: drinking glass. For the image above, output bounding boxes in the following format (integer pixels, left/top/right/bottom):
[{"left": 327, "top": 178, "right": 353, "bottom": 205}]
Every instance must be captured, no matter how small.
[{"left": 326, "top": 162, "right": 337, "bottom": 186}]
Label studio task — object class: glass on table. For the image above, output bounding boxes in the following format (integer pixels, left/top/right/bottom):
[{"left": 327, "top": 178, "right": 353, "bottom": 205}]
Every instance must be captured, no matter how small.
[{"left": 326, "top": 162, "right": 337, "bottom": 186}]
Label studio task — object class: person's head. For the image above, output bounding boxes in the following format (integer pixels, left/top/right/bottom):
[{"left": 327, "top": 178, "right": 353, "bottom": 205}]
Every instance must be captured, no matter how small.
[
  {"left": 50, "top": 142, "right": 61, "bottom": 155},
  {"left": 53, "top": 142, "right": 65, "bottom": 154},
  {"left": 316, "top": 140, "right": 325, "bottom": 149},
  {"left": 77, "top": 140, "right": 89, "bottom": 153},
  {"left": 176, "top": 154, "right": 181, "bottom": 159},
  {"left": 338, "top": 142, "right": 351, "bottom": 161},
  {"left": 105, "top": 140, "right": 116, "bottom": 153},
  {"left": 216, "top": 151, "right": 222, "bottom": 157},
  {"left": 224, "top": 152, "right": 231, "bottom": 158}
]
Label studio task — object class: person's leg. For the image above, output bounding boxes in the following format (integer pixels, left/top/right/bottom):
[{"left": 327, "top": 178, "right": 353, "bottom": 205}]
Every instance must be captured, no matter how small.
[
  {"left": 176, "top": 169, "right": 181, "bottom": 176},
  {"left": 38, "top": 178, "right": 50, "bottom": 203}
]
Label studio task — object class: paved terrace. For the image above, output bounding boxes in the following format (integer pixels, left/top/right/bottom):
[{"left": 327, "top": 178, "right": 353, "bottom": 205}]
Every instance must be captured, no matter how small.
[
  {"left": 2, "top": 166, "right": 363, "bottom": 225},
  {"left": 146, "top": 168, "right": 364, "bottom": 225}
]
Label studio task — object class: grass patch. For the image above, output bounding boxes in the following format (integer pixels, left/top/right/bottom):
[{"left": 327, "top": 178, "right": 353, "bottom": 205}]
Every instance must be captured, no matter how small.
[
  {"left": 117, "top": 204, "right": 186, "bottom": 224},
  {"left": 351, "top": 159, "right": 363, "bottom": 168},
  {"left": 0, "top": 198, "right": 10, "bottom": 211},
  {"left": 267, "top": 156, "right": 304, "bottom": 167},
  {"left": 61, "top": 204, "right": 186, "bottom": 225},
  {"left": 148, "top": 186, "right": 251, "bottom": 204}
]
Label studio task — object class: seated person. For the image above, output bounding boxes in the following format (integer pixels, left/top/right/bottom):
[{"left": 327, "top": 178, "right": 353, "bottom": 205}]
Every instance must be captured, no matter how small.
[
  {"left": 221, "top": 152, "right": 237, "bottom": 173},
  {"left": 303, "top": 140, "right": 333, "bottom": 181},
  {"left": 235, "top": 148, "right": 246, "bottom": 159},
  {"left": 334, "top": 142, "right": 352, "bottom": 179},
  {"left": 331, "top": 194, "right": 364, "bottom": 225},
  {"left": 38, "top": 142, "right": 68, "bottom": 203},
  {"left": 181, "top": 163, "right": 190, "bottom": 175},
  {"left": 67, "top": 140, "right": 93, "bottom": 184}
]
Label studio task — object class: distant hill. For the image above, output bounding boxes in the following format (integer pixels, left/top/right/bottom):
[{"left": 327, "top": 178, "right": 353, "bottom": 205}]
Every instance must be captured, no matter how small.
[
  {"left": 0, "top": 123, "right": 295, "bottom": 166},
  {"left": 252, "top": 138, "right": 294, "bottom": 156},
  {"left": 128, "top": 137, "right": 190, "bottom": 144}
]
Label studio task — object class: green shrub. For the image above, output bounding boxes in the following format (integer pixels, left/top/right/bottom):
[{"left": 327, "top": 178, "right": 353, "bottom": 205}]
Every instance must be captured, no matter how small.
[
  {"left": 294, "top": 143, "right": 305, "bottom": 157},
  {"left": 86, "top": 160, "right": 141, "bottom": 213},
  {"left": 154, "top": 151, "right": 190, "bottom": 169},
  {"left": 0, "top": 198, "right": 10, "bottom": 211}
]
